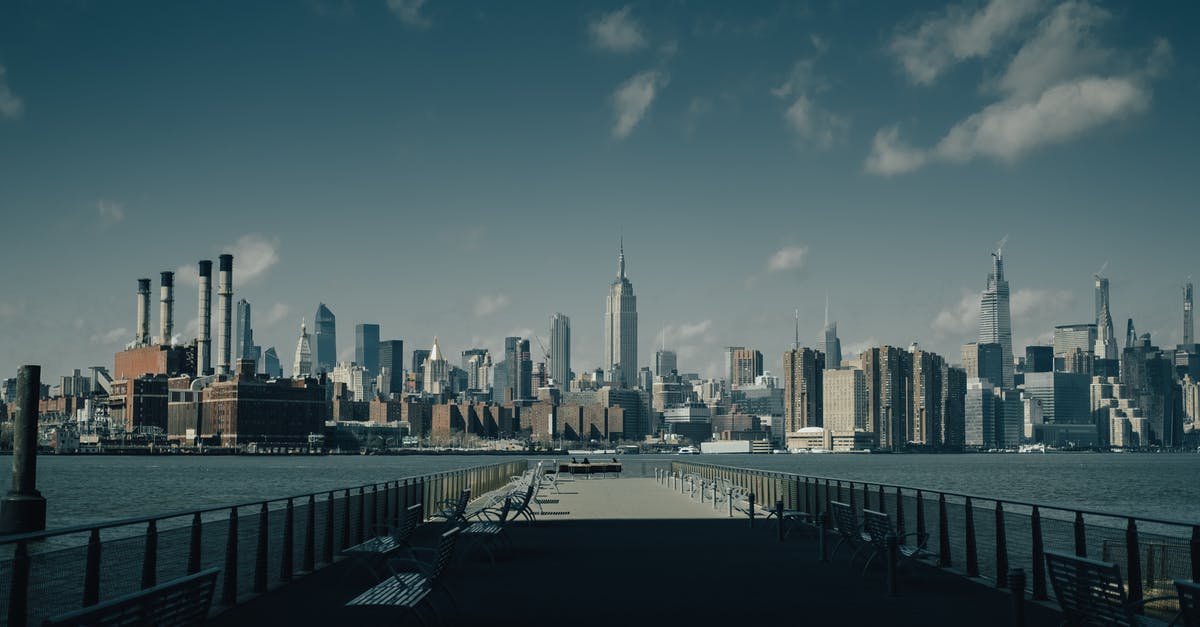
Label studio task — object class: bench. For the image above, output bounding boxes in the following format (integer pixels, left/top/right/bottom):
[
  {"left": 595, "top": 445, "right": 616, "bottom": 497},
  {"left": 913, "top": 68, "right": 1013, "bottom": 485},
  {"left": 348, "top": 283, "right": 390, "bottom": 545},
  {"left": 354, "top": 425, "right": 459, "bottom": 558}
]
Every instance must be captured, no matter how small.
[
  {"left": 43, "top": 568, "right": 220, "bottom": 627},
  {"left": 346, "top": 526, "right": 461, "bottom": 624},
  {"left": 431, "top": 488, "right": 472, "bottom": 524},
  {"left": 830, "top": 501, "right": 872, "bottom": 563},
  {"left": 458, "top": 482, "right": 535, "bottom": 563},
  {"left": 340, "top": 503, "right": 424, "bottom": 578},
  {"left": 1177, "top": 579, "right": 1199, "bottom": 627},
  {"left": 859, "top": 509, "right": 931, "bottom": 575},
  {"left": 1044, "top": 549, "right": 1178, "bottom": 626}
]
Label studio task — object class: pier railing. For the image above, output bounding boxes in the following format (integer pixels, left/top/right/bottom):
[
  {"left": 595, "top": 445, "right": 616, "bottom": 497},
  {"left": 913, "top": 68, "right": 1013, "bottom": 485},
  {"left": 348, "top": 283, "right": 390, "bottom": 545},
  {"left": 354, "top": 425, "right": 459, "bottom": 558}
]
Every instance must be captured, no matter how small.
[
  {"left": 671, "top": 461, "right": 1199, "bottom": 616},
  {"left": 0, "top": 459, "right": 528, "bottom": 627}
]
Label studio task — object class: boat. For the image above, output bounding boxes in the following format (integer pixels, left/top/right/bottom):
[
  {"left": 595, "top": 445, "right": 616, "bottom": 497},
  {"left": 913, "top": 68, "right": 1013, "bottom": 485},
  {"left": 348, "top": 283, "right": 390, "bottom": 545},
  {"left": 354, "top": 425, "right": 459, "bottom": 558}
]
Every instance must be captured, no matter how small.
[
  {"left": 677, "top": 446, "right": 700, "bottom": 455},
  {"left": 1018, "top": 443, "right": 1047, "bottom": 454}
]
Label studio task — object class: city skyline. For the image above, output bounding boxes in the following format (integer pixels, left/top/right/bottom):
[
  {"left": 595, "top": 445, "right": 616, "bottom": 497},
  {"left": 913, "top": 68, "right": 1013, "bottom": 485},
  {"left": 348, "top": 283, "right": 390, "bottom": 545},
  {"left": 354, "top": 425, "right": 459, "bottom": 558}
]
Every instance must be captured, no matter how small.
[{"left": 1, "top": 1, "right": 1198, "bottom": 380}]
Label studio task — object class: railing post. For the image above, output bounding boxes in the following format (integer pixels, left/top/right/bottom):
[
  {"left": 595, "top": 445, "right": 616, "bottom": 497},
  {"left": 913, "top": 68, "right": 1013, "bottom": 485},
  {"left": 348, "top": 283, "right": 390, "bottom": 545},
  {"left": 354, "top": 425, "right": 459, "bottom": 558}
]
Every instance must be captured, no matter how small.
[
  {"left": 371, "top": 485, "right": 379, "bottom": 533},
  {"left": 281, "top": 498, "right": 294, "bottom": 583},
  {"left": 878, "top": 485, "right": 886, "bottom": 513},
  {"left": 938, "top": 493, "right": 951, "bottom": 567},
  {"left": 222, "top": 507, "right": 238, "bottom": 606},
  {"left": 965, "top": 497, "right": 979, "bottom": 577},
  {"left": 141, "top": 519, "right": 158, "bottom": 589},
  {"left": 1126, "top": 518, "right": 1143, "bottom": 606},
  {"left": 1030, "top": 506, "right": 1046, "bottom": 600},
  {"left": 341, "top": 489, "right": 351, "bottom": 550},
  {"left": 886, "top": 533, "right": 899, "bottom": 596},
  {"left": 895, "top": 487, "right": 905, "bottom": 536},
  {"left": 995, "top": 502, "right": 1008, "bottom": 587},
  {"left": 8, "top": 540, "right": 30, "bottom": 627},
  {"left": 818, "top": 509, "right": 829, "bottom": 562},
  {"left": 357, "top": 487, "right": 366, "bottom": 544},
  {"left": 1010, "top": 568, "right": 1027, "bottom": 627},
  {"left": 776, "top": 500, "right": 784, "bottom": 542},
  {"left": 188, "top": 512, "right": 202, "bottom": 575},
  {"left": 748, "top": 493, "right": 756, "bottom": 528},
  {"left": 82, "top": 528, "right": 102, "bottom": 606},
  {"left": 254, "top": 503, "right": 268, "bottom": 594},
  {"left": 1191, "top": 526, "right": 1200, "bottom": 582},
  {"left": 916, "top": 490, "right": 926, "bottom": 545},
  {"left": 837, "top": 480, "right": 843, "bottom": 502},
  {"left": 848, "top": 481, "right": 855, "bottom": 511},
  {"left": 304, "top": 494, "right": 316, "bottom": 573},
  {"left": 863, "top": 483, "right": 870, "bottom": 511},
  {"left": 323, "top": 491, "right": 334, "bottom": 564},
  {"left": 1073, "top": 511, "right": 1086, "bottom": 558}
]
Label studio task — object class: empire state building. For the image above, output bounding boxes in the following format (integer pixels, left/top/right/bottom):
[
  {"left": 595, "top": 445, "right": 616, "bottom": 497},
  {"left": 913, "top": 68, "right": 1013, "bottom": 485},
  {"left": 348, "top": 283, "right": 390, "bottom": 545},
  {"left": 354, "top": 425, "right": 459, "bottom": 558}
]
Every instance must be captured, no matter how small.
[{"left": 604, "top": 241, "right": 638, "bottom": 388}]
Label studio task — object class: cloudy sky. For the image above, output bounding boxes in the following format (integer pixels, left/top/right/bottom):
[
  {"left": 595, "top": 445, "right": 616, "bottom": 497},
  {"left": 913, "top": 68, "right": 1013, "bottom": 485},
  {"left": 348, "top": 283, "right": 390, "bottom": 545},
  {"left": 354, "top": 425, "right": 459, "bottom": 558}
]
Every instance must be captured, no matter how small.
[{"left": 1, "top": 0, "right": 1197, "bottom": 382}]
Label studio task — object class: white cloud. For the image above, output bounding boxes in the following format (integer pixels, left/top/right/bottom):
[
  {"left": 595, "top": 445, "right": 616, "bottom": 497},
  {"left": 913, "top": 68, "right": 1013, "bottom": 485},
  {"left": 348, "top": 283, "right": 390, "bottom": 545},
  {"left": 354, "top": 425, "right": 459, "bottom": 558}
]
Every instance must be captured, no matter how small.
[
  {"left": 263, "top": 303, "right": 291, "bottom": 325},
  {"left": 91, "top": 327, "right": 130, "bottom": 345},
  {"left": 931, "top": 289, "right": 981, "bottom": 337},
  {"left": 386, "top": 0, "right": 430, "bottom": 28},
  {"left": 588, "top": 6, "right": 646, "bottom": 53},
  {"left": 870, "top": 1, "right": 1163, "bottom": 175},
  {"left": 783, "top": 95, "right": 848, "bottom": 149},
  {"left": 611, "top": 70, "right": 667, "bottom": 139},
  {"left": 889, "top": 0, "right": 1046, "bottom": 85},
  {"left": 223, "top": 234, "right": 280, "bottom": 283},
  {"left": 97, "top": 200, "right": 125, "bottom": 224},
  {"left": 766, "top": 246, "right": 808, "bottom": 273},
  {"left": 0, "top": 64, "right": 23, "bottom": 120},
  {"left": 474, "top": 293, "right": 511, "bottom": 317},
  {"left": 842, "top": 337, "right": 880, "bottom": 359},
  {"left": 1011, "top": 288, "right": 1073, "bottom": 319},
  {"left": 662, "top": 320, "right": 713, "bottom": 344}
]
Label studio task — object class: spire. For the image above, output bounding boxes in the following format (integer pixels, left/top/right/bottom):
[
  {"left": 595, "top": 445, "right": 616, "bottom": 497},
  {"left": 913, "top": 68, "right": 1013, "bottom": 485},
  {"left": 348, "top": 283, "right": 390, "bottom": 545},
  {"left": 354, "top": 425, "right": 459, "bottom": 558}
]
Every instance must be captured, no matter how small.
[
  {"left": 794, "top": 308, "right": 800, "bottom": 350},
  {"left": 618, "top": 236, "right": 625, "bottom": 279},
  {"left": 430, "top": 336, "right": 442, "bottom": 361},
  {"left": 824, "top": 292, "right": 829, "bottom": 328}
]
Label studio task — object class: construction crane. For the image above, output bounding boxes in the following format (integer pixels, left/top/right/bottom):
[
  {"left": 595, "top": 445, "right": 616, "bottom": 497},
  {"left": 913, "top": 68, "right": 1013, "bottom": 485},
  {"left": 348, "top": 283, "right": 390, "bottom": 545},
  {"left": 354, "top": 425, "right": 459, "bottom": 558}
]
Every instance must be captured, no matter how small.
[{"left": 534, "top": 335, "right": 554, "bottom": 386}]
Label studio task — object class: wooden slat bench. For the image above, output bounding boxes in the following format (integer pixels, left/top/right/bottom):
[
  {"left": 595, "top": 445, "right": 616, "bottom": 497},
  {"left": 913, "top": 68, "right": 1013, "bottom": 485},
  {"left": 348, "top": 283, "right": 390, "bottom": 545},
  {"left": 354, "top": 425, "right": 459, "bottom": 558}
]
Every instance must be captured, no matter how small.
[
  {"left": 347, "top": 526, "right": 461, "bottom": 624},
  {"left": 43, "top": 568, "right": 220, "bottom": 627},
  {"left": 1044, "top": 549, "right": 1177, "bottom": 626},
  {"left": 340, "top": 503, "right": 424, "bottom": 578}
]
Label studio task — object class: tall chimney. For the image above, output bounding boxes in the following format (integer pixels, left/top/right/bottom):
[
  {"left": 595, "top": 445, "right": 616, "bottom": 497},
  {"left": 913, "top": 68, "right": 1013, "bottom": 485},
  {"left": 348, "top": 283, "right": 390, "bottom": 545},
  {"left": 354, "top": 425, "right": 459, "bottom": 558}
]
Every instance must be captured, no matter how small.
[
  {"left": 198, "top": 260, "right": 213, "bottom": 375},
  {"left": 217, "top": 254, "right": 234, "bottom": 375},
  {"left": 136, "top": 278, "right": 151, "bottom": 345},
  {"left": 159, "top": 271, "right": 175, "bottom": 344}
]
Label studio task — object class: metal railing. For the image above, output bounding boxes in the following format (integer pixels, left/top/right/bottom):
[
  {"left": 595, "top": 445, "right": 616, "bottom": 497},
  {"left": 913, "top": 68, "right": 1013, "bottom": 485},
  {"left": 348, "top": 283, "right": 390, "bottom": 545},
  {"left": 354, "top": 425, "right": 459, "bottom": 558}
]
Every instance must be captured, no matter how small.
[
  {"left": 671, "top": 461, "right": 1200, "bottom": 616},
  {"left": 0, "top": 459, "right": 528, "bottom": 627}
]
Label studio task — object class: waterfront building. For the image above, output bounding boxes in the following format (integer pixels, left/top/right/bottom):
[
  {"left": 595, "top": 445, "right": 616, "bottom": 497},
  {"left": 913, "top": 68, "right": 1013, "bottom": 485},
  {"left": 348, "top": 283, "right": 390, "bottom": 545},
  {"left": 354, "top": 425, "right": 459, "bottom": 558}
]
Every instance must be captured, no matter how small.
[
  {"left": 908, "top": 345, "right": 945, "bottom": 447},
  {"left": 860, "top": 346, "right": 908, "bottom": 451},
  {"left": 1025, "top": 346, "right": 1053, "bottom": 373},
  {"left": 379, "top": 340, "right": 405, "bottom": 396},
  {"left": 262, "top": 347, "right": 283, "bottom": 378},
  {"left": 1023, "top": 371, "right": 1095, "bottom": 446},
  {"left": 941, "top": 366, "right": 967, "bottom": 448},
  {"left": 423, "top": 338, "right": 449, "bottom": 396},
  {"left": 823, "top": 367, "right": 866, "bottom": 435},
  {"left": 331, "top": 361, "right": 373, "bottom": 401},
  {"left": 964, "top": 378, "right": 1021, "bottom": 449},
  {"left": 313, "top": 303, "right": 336, "bottom": 375},
  {"left": 109, "top": 375, "right": 169, "bottom": 433},
  {"left": 1091, "top": 376, "right": 1141, "bottom": 448},
  {"left": 979, "top": 247, "right": 1014, "bottom": 389},
  {"left": 1121, "top": 334, "right": 1184, "bottom": 447},
  {"left": 655, "top": 349, "right": 678, "bottom": 378},
  {"left": 603, "top": 241, "right": 638, "bottom": 388},
  {"left": 662, "top": 402, "right": 712, "bottom": 444},
  {"left": 548, "top": 313, "right": 570, "bottom": 389},
  {"left": 113, "top": 344, "right": 193, "bottom": 380},
  {"left": 730, "top": 348, "right": 764, "bottom": 390},
  {"left": 782, "top": 347, "right": 823, "bottom": 434},
  {"left": 355, "top": 323, "right": 380, "bottom": 377},
  {"left": 167, "top": 368, "right": 325, "bottom": 447},
  {"left": 292, "top": 319, "right": 313, "bottom": 378}
]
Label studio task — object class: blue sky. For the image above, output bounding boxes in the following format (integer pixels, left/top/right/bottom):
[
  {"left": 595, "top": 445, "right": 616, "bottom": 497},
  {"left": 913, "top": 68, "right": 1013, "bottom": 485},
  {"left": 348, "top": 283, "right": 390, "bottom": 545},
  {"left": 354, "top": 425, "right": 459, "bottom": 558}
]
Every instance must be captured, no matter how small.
[{"left": 1, "top": 0, "right": 1198, "bottom": 381}]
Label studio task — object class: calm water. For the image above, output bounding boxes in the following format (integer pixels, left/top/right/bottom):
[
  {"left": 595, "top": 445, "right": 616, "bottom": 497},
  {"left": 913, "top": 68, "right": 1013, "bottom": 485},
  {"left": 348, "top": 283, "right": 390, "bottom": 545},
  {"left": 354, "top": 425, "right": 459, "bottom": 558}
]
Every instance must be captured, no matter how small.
[{"left": 2, "top": 452, "right": 1198, "bottom": 530}]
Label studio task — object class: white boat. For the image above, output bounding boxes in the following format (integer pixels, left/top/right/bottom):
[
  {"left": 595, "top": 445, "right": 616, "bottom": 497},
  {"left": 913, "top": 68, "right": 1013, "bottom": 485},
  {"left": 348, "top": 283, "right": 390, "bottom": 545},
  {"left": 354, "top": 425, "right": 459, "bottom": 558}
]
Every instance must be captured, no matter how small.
[
  {"left": 1018, "top": 443, "right": 1047, "bottom": 453},
  {"left": 677, "top": 446, "right": 700, "bottom": 455}
]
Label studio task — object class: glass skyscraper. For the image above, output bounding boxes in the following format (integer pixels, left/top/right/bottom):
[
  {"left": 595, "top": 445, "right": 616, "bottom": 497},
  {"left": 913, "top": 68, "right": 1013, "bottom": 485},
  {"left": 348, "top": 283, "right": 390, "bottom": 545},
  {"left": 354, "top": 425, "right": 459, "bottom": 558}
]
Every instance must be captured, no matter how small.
[
  {"left": 549, "top": 313, "right": 570, "bottom": 389},
  {"left": 314, "top": 303, "right": 336, "bottom": 375},
  {"left": 355, "top": 323, "right": 380, "bottom": 376},
  {"left": 978, "top": 249, "right": 1014, "bottom": 389}
]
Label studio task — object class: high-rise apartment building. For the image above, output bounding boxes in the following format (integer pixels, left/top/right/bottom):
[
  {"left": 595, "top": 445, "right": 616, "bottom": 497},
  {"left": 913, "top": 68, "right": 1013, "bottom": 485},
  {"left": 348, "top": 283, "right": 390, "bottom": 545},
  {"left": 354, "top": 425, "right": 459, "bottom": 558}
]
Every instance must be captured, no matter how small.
[
  {"left": 861, "top": 346, "right": 908, "bottom": 451},
  {"left": 962, "top": 342, "right": 1003, "bottom": 387},
  {"left": 942, "top": 365, "right": 967, "bottom": 448},
  {"left": 823, "top": 298, "right": 842, "bottom": 369},
  {"left": 730, "top": 349, "right": 764, "bottom": 390},
  {"left": 823, "top": 367, "right": 866, "bottom": 434},
  {"left": 355, "top": 323, "right": 380, "bottom": 376},
  {"left": 603, "top": 241, "right": 638, "bottom": 388},
  {"left": 423, "top": 338, "right": 449, "bottom": 395},
  {"left": 908, "top": 346, "right": 945, "bottom": 446},
  {"left": 550, "top": 313, "right": 570, "bottom": 389},
  {"left": 235, "top": 299, "right": 253, "bottom": 361},
  {"left": 516, "top": 339, "right": 532, "bottom": 400},
  {"left": 313, "top": 303, "right": 336, "bottom": 375},
  {"left": 979, "top": 247, "right": 1014, "bottom": 388},
  {"left": 783, "top": 347, "right": 823, "bottom": 432}
]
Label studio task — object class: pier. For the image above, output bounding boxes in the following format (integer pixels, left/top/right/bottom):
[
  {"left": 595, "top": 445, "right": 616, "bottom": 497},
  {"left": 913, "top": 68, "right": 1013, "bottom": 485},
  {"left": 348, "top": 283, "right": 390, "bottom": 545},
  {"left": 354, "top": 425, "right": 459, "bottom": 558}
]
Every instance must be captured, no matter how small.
[{"left": 1, "top": 459, "right": 1196, "bottom": 625}]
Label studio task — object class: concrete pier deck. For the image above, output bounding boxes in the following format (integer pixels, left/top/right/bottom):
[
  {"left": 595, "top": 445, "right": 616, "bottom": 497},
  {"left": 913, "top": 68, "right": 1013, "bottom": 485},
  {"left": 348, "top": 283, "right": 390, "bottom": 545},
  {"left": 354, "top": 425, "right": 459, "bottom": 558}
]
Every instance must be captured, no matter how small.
[{"left": 211, "top": 474, "right": 1062, "bottom": 625}]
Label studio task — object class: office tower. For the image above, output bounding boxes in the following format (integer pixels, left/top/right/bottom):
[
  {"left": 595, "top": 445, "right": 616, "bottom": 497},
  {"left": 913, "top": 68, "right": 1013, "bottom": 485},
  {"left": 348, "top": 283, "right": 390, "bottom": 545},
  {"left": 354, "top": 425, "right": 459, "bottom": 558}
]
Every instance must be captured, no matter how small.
[
  {"left": 1125, "top": 319, "right": 1137, "bottom": 349},
  {"left": 235, "top": 299, "right": 253, "bottom": 361},
  {"left": 1023, "top": 372, "right": 1093, "bottom": 427},
  {"left": 293, "top": 319, "right": 313, "bottom": 378},
  {"left": 941, "top": 366, "right": 967, "bottom": 448},
  {"left": 604, "top": 240, "right": 638, "bottom": 388},
  {"left": 978, "top": 246, "right": 1014, "bottom": 388},
  {"left": 823, "top": 296, "right": 842, "bottom": 369},
  {"left": 1054, "top": 324, "right": 1097, "bottom": 369},
  {"left": 909, "top": 346, "right": 945, "bottom": 446},
  {"left": 491, "top": 360, "right": 509, "bottom": 403},
  {"left": 423, "top": 338, "right": 449, "bottom": 395},
  {"left": 461, "top": 348, "right": 488, "bottom": 371},
  {"left": 216, "top": 254, "right": 234, "bottom": 375},
  {"left": 549, "top": 313, "right": 570, "bottom": 389},
  {"left": 861, "top": 346, "right": 908, "bottom": 451},
  {"left": 1095, "top": 275, "right": 1111, "bottom": 326},
  {"left": 723, "top": 346, "right": 745, "bottom": 388},
  {"left": 1186, "top": 282, "right": 1194, "bottom": 346},
  {"left": 1025, "top": 346, "right": 1054, "bottom": 373},
  {"left": 965, "top": 379, "right": 1021, "bottom": 449},
  {"left": 355, "top": 323, "right": 380, "bottom": 376},
  {"left": 962, "top": 342, "right": 1003, "bottom": 388},
  {"left": 783, "top": 347, "right": 823, "bottom": 432},
  {"left": 464, "top": 350, "right": 491, "bottom": 391},
  {"left": 262, "top": 347, "right": 282, "bottom": 378},
  {"left": 823, "top": 367, "right": 866, "bottom": 434},
  {"left": 655, "top": 350, "right": 678, "bottom": 377},
  {"left": 313, "top": 303, "right": 336, "bottom": 375},
  {"left": 197, "top": 260, "right": 212, "bottom": 375},
  {"left": 379, "top": 340, "right": 404, "bottom": 396},
  {"left": 411, "top": 349, "right": 430, "bottom": 380},
  {"left": 730, "top": 349, "right": 764, "bottom": 390},
  {"left": 637, "top": 366, "right": 653, "bottom": 392},
  {"left": 1095, "top": 303, "right": 1116, "bottom": 360},
  {"left": 516, "top": 339, "right": 532, "bottom": 400}
]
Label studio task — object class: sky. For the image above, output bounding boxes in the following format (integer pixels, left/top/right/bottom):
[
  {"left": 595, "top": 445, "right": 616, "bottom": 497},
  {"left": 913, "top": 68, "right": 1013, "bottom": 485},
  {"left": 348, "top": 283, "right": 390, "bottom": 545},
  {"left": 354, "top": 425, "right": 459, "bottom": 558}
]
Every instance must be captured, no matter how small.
[{"left": 1, "top": 0, "right": 1198, "bottom": 383}]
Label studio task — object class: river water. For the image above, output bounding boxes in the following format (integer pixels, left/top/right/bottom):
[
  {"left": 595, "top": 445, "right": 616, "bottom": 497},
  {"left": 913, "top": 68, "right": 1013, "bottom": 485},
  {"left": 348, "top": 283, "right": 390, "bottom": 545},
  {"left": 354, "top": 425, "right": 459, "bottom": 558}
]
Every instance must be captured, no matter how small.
[{"left": 1, "top": 452, "right": 1198, "bottom": 530}]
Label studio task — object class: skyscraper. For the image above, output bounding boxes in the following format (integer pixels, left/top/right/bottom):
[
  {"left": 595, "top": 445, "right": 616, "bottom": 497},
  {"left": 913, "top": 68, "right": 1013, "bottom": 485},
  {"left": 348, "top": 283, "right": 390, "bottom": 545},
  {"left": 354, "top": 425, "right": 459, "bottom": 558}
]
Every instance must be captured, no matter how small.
[
  {"left": 730, "top": 349, "right": 764, "bottom": 389},
  {"left": 823, "top": 296, "right": 842, "bottom": 369},
  {"left": 235, "top": 299, "right": 253, "bottom": 361},
  {"left": 979, "top": 246, "right": 1014, "bottom": 389},
  {"left": 314, "top": 303, "right": 336, "bottom": 375},
  {"left": 1185, "top": 282, "right": 1194, "bottom": 346},
  {"left": 262, "top": 347, "right": 282, "bottom": 378},
  {"left": 549, "top": 313, "right": 570, "bottom": 389},
  {"left": 355, "top": 323, "right": 380, "bottom": 376},
  {"left": 723, "top": 346, "right": 745, "bottom": 387},
  {"left": 292, "top": 319, "right": 312, "bottom": 378},
  {"left": 423, "top": 338, "right": 448, "bottom": 395},
  {"left": 783, "top": 347, "right": 823, "bottom": 432},
  {"left": 379, "top": 339, "right": 404, "bottom": 396},
  {"left": 516, "top": 339, "right": 532, "bottom": 400},
  {"left": 1095, "top": 275, "right": 1111, "bottom": 329},
  {"left": 861, "top": 346, "right": 908, "bottom": 451},
  {"left": 654, "top": 350, "right": 677, "bottom": 377},
  {"left": 604, "top": 240, "right": 638, "bottom": 388},
  {"left": 1095, "top": 303, "right": 1117, "bottom": 360}
]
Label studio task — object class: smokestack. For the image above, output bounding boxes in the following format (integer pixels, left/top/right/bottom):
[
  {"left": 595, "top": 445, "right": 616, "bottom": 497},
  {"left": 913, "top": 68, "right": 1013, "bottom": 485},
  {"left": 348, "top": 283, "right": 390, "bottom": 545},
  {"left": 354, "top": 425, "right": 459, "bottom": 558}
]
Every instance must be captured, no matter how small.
[
  {"left": 198, "top": 260, "right": 213, "bottom": 375},
  {"left": 159, "top": 271, "right": 175, "bottom": 344},
  {"left": 217, "top": 254, "right": 234, "bottom": 375},
  {"left": 136, "top": 278, "right": 151, "bottom": 345}
]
